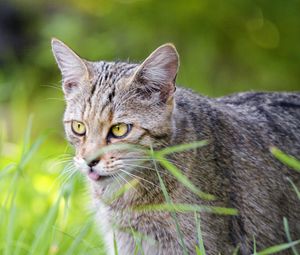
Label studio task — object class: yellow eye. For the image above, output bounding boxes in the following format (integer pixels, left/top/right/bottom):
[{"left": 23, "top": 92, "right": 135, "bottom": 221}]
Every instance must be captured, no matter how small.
[
  {"left": 71, "top": 121, "right": 86, "bottom": 136},
  {"left": 111, "top": 123, "right": 130, "bottom": 138}
]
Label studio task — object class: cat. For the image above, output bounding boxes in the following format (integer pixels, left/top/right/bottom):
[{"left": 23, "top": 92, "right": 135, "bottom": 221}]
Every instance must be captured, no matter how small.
[{"left": 51, "top": 38, "right": 300, "bottom": 255}]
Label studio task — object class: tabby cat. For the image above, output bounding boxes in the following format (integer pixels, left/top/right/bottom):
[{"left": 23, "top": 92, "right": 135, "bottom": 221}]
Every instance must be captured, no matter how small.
[{"left": 51, "top": 38, "right": 300, "bottom": 255}]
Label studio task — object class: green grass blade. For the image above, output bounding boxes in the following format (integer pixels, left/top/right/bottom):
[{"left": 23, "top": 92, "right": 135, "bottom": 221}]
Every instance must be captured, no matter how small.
[
  {"left": 270, "top": 147, "right": 300, "bottom": 172},
  {"left": 0, "top": 163, "right": 16, "bottom": 179},
  {"left": 232, "top": 245, "right": 240, "bottom": 255},
  {"left": 64, "top": 221, "right": 93, "bottom": 255},
  {"left": 21, "top": 115, "right": 34, "bottom": 156},
  {"left": 4, "top": 204, "right": 16, "bottom": 255},
  {"left": 150, "top": 148, "right": 189, "bottom": 255},
  {"left": 195, "top": 245, "right": 204, "bottom": 255},
  {"left": 253, "top": 236, "right": 257, "bottom": 254},
  {"left": 195, "top": 212, "right": 206, "bottom": 255},
  {"left": 287, "top": 177, "right": 300, "bottom": 200},
  {"left": 156, "top": 156, "right": 215, "bottom": 200},
  {"left": 29, "top": 196, "right": 61, "bottom": 255},
  {"left": 158, "top": 140, "right": 208, "bottom": 156},
  {"left": 156, "top": 178, "right": 188, "bottom": 255},
  {"left": 133, "top": 245, "right": 139, "bottom": 255},
  {"left": 132, "top": 203, "right": 237, "bottom": 215},
  {"left": 129, "top": 225, "right": 145, "bottom": 255},
  {"left": 256, "top": 240, "right": 300, "bottom": 255},
  {"left": 2, "top": 171, "right": 19, "bottom": 255},
  {"left": 283, "top": 217, "right": 299, "bottom": 255},
  {"left": 14, "top": 230, "right": 27, "bottom": 255},
  {"left": 113, "top": 232, "right": 119, "bottom": 255},
  {"left": 19, "top": 135, "right": 46, "bottom": 169},
  {"left": 104, "top": 178, "right": 139, "bottom": 205},
  {"left": 2, "top": 166, "right": 20, "bottom": 208}
]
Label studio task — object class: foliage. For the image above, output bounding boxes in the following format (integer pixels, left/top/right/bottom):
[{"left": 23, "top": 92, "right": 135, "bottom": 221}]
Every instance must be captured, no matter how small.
[
  {"left": 0, "top": 119, "right": 105, "bottom": 254},
  {"left": 270, "top": 147, "right": 300, "bottom": 172},
  {"left": 1, "top": 0, "right": 300, "bottom": 254},
  {"left": 271, "top": 147, "right": 300, "bottom": 200}
]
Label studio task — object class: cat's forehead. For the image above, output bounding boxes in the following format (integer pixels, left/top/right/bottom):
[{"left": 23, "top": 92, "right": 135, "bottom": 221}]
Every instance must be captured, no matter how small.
[
  {"left": 67, "top": 61, "right": 139, "bottom": 122},
  {"left": 92, "top": 61, "right": 138, "bottom": 88},
  {"left": 87, "top": 60, "right": 138, "bottom": 110}
]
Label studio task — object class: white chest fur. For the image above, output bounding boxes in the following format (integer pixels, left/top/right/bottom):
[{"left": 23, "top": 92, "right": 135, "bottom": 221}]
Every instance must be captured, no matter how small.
[{"left": 94, "top": 201, "right": 115, "bottom": 255}]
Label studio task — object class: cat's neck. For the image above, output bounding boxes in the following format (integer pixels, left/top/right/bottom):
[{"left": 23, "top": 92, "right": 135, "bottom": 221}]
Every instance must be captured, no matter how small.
[{"left": 171, "top": 87, "right": 214, "bottom": 145}]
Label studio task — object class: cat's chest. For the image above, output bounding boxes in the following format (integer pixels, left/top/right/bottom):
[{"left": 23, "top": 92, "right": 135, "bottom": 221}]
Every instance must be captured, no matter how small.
[
  {"left": 94, "top": 201, "right": 114, "bottom": 254},
  {"left": 94, "top": 201, "right": 144, "bottom": 255},
  {"left": 94, "top": 200, "right": 163, "bottom": 255}
]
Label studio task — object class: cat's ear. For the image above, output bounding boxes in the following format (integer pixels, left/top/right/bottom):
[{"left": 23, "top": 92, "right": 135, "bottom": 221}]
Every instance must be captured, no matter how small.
[
  {"left": 51, "top": 38, "right": 91, "bottom": 96},
  {"left": 133, "top": 43, "right": 179, "bottom": 103}
]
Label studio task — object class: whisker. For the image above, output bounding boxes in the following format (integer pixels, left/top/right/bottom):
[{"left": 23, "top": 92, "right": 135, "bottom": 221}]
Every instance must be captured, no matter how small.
[
  {"left": 116, "top": 172, "right": 138, "bottom": 193},
  {"left": 119, "top": 171, "right": 151, "bottom": 192},
  {"left": 60, "top": 169, "right": 77, "bottom": 189},
  {"left": 50, "top": 159, "right": 73, "bottom": 169},
  {"left": 51, "top": 162, "right": 76, "bottom": 187},
  {"left": 52, "top": 153, "right": 73, "bottom": 158},
  {"left": 122, "top": 155, "right": 213, "bottom": 173},
  {"left": 112, "top": 173, "right": 122, "bottom": 188},
  {"left": 49, "top": 155, "right": 73, "bottom": 162},
  {"left": 40, "top": 84, "right": 62, "bottom": 91},
  {"left": 130, "top": 167, "right": 176, "bottom": 184},
  {"left": 45, "top": 98, "right": 65, "bottom": 101},
  {"left": 49, "top": 167, "right": 76, "bottom": 192},
  {"left": 120, "top": 169, "right": 159, "bottom": 189},
  {"left": 121, "top": 163, "right": 168, "bottom": 176},
  {"left": 52, "top": 163, "right": 74, "bottom": 179},
  {"left": 120, "top": 158, "right": 151, "bottom": 161}
]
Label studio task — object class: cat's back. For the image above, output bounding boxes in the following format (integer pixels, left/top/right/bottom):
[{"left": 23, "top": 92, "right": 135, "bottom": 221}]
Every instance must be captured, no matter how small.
[
  {"left": 175, "top": 89, "right": 300, "bottom": 148},
  {"left": 216, "top": 91, "right": 300, "bottom": 151},
  {"left": 217, "top": 91, "right": 300, "bottom": 121},
  {"left": 174, "top": 89, "right": 300, "bottom": 254}
]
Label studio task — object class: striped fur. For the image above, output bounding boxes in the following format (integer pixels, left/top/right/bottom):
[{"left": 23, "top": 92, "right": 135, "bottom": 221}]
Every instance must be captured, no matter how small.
[{"left": 52, "top": 39, "right": 300, "bottom": 255}]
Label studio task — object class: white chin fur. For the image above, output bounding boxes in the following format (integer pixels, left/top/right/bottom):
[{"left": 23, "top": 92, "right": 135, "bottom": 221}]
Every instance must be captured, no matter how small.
[{"left": 73, "top": 156, "right": 89, "bottom": 174}]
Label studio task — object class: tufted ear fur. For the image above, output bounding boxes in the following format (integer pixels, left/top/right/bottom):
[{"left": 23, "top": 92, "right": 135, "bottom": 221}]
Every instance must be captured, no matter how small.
[
  {"left": 133, "top": 43, "right": 179, "bottom": 103},
  {"left": 51, "top": 38, "right": 91, "bottom": 97}
]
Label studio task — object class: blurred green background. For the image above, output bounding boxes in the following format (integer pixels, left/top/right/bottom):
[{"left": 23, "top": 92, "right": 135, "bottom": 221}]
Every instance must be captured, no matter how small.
[
  {"left": 0, "top": 0, "right": 299, "bottom": 254},
  {"left": 1, "top": 0, "right": 300, "bottom": 140}
]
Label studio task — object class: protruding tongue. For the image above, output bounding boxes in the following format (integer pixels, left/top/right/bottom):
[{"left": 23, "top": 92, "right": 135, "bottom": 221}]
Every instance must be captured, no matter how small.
[{"left": 88, "top": 170, "right": 101, "bottom": 181}]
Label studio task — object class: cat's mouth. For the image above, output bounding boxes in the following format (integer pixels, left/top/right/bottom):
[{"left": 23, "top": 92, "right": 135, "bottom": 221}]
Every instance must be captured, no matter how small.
[
  {"left": 87, "top": 169, "right": 111, "bottom": 182},
  {"left": 88, "top": 169, "right": 101, "bottom": 181}
]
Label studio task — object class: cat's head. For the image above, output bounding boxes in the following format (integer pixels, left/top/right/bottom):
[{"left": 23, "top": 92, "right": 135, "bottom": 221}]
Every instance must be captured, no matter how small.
[{"left": 51, "top": 39, "right": 179, "bottom": 186}]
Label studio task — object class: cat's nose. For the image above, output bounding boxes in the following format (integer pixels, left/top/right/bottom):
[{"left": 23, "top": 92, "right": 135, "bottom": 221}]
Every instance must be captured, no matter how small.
[{"left": 88, "top": 159, "right": 100, "bottom": 168}]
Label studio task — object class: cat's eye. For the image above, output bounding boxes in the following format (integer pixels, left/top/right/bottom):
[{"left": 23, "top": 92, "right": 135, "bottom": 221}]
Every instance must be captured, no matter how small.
[
  {"left": 110, "top": 123, "right": 131, "bottom": 138},
  {"left": 71, "top": 120, "right": 86, "bottom": 136}
]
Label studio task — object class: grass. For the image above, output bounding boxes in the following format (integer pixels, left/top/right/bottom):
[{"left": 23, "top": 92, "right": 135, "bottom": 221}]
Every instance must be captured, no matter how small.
[
  {"left": 270, "top": 147, "right": 300, "bottom": 172},
  {"left": 0, "top": 118, "right": 105, "bottom": 255},
  {"left": 0, "top": 119, "right": 299, "bottom": 254}
]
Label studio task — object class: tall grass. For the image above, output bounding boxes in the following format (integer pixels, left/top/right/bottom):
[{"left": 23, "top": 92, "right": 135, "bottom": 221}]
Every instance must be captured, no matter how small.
[
  {"left": 0, "top": 119, "right": 105, "bottom": 255},
  {"left": 0, "top": 120, "right": 299, "bottom": 255}
]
